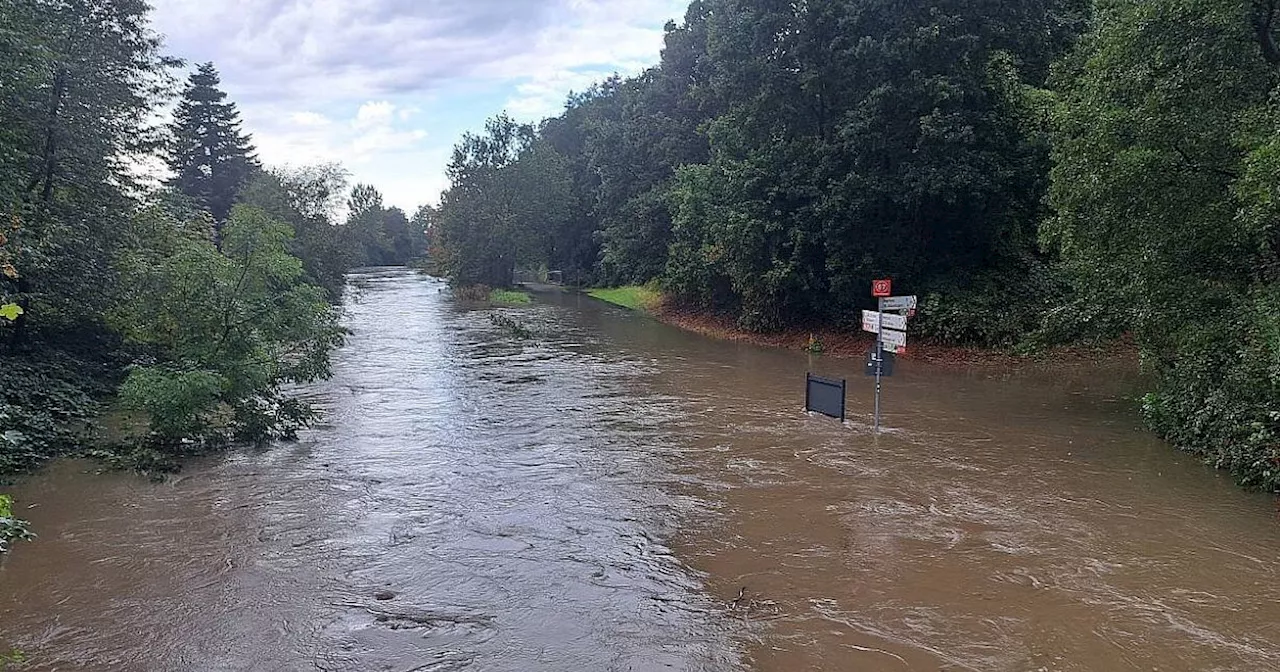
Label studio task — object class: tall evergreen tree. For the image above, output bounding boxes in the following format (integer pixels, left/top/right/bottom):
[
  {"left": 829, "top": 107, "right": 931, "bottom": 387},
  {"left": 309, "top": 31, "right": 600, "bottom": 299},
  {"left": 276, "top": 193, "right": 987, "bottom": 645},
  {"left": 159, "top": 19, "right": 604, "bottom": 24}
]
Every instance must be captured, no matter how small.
[{"left": 167, "top": 62, "right": 257, "bottom": 245}]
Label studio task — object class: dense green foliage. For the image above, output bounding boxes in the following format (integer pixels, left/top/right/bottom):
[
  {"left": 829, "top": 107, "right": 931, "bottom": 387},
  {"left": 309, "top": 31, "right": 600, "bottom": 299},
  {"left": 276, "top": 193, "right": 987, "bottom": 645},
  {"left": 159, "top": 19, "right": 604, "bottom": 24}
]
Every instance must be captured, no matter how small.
[
  {"left": 345, "top": 184, "right": 427, "bottom": 268},
  {"left": 432, "top": 0, "right": 1280, "bottom": 490},
  {"left": 1, "top": 0, "right": 174, "bottom": 493},
  {"left": 431, "top": 114, "right": 572, "bottom": 287},
  {"left": 112, "top": 204, "right": 344, "bottom": 445},
  {"left": 0, "top": 0, "right": 428, "bottom": 508},
  {"left": 238, "top": 163, "right": 354, "bottom": 299},
  {"left": 0, "top": 353, "right": 107, "bottom": 474},
  {"left": 1047, "top": 0, "right": 1280, "bottom": 489},
  {"left": 436, "top": 0, "right": 1088, "bottom": 332},
  {"left": 0, "top": 0, "right": 171, "bottom": 343}
]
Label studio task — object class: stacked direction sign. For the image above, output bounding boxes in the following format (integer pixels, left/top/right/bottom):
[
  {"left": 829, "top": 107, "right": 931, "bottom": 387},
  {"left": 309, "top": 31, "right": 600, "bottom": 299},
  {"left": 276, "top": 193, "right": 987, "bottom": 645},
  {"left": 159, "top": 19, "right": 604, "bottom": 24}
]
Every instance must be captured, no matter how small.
[
  {"left": 861, "top": 309, "right": 907, "bottom": 352},
  {"left": 866, "top": 279, "right": 916, "bottom": 433}
]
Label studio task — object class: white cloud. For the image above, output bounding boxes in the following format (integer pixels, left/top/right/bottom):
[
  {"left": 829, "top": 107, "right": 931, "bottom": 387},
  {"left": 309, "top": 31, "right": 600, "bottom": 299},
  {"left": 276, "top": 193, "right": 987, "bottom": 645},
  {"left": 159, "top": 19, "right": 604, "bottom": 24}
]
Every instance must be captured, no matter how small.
[
  {"left": 493, "top": 0, "right": 686, "bottom": 119},
  {"left": 148, "top": 0, "right": 689, "bottom": 210},
  {"left": 353, "top": 101, "right": 395, "bottom": 130},
  {"left": 151, "top": 0, "right": 564, "bottom": 105},
  {"left": 244, "top": 100, "right": 437, "bottom": 211},
  {"left": 249, "top": 101, "right": 427, "bottom": 166},
  {"left": 289, "top": 111, "right": 331, "bottom": 127},
  {"left": 505, "top": 69, "right": 614, "bottom": 120}
]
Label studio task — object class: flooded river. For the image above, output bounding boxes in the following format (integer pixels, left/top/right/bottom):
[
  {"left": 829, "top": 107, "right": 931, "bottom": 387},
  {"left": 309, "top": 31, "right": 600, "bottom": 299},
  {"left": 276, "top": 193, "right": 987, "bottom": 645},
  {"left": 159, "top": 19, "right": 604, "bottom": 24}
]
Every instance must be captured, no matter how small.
[{"left": 2, "top": 268, "right": 1278, "bottom": 671}]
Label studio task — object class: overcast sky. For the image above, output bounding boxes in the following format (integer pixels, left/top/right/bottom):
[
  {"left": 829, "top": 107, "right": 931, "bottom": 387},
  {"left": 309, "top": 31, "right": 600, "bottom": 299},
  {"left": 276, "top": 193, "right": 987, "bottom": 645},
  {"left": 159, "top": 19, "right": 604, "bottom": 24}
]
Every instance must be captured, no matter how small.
[{"left": 148, "top": 0, "right": 687, "bottom": 213}]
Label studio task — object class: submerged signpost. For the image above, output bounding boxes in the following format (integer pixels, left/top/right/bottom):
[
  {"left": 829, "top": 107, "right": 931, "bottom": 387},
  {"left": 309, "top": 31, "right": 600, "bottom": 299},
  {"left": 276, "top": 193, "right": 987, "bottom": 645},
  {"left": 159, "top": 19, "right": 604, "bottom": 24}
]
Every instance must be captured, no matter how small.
[
  {"left": 804, "top": 279, "right": 916, "bottom": 429},
  {"left": 865, "top": 279, "right": 915, "bottom": 433}
]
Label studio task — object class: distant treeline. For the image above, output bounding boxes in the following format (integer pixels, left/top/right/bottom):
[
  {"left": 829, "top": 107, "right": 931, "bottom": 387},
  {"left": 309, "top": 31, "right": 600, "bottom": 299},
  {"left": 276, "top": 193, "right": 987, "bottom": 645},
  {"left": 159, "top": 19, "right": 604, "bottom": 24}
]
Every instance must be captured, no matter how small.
[{"left": 430, "top": 0, "right": 1280, "bottom": 491}]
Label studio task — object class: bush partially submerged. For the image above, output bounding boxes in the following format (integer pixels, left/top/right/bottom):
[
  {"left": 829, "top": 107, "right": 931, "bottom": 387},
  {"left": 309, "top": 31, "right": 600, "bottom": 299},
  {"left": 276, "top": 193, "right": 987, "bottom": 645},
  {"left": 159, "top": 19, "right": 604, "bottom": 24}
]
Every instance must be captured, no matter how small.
[
  {"left": 110, "top": 204, "right": 344, "bottom": 451},
  {"left": 453, "top": 284, "right": 491, "bottom": 302},
  {"left": 0, "top": 494, "right": 34, "bottom": 554}
]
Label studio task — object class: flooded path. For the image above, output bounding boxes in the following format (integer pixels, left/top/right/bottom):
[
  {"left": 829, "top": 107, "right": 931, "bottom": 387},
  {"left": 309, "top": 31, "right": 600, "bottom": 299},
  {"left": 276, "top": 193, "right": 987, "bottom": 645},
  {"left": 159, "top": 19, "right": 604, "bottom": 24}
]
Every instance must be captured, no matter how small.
[{"left": 2, "top": 268, "right": 1279, "bottom": 671}]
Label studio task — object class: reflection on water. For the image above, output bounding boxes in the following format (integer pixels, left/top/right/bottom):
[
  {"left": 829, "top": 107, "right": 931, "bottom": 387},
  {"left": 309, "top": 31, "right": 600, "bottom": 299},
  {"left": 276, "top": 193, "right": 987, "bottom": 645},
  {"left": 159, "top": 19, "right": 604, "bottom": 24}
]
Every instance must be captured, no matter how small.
[{"left": 2, "top": 268, "right": 1278, "bottom": 671}]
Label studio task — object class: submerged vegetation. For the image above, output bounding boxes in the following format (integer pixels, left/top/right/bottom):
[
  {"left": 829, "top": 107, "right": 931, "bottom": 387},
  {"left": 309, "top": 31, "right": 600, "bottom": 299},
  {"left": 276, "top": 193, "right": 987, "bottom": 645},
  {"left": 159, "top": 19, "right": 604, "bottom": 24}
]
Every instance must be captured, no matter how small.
[
  {"left": 489, "top": 313, "right": 534, "bottom": 340},
  {"left": 451, "top": 285, "right": 532, "bottom": 306},
  {"left": 0, "top": 494, "right": 34, "bottom": 553},
  {"left": 0, "top": 647, "right": 25, "bottom": 670},
  {"left": 429, "top": 0, "right": 1280, "bottom": 491}
]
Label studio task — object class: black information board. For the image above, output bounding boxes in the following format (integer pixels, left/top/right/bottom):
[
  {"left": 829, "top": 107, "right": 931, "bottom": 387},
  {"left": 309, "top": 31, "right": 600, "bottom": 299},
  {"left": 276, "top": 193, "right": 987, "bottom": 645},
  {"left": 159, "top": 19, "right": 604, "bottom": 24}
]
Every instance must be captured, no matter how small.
[{"left": 805, "top": 373, "right": 846, "bottom": 422}]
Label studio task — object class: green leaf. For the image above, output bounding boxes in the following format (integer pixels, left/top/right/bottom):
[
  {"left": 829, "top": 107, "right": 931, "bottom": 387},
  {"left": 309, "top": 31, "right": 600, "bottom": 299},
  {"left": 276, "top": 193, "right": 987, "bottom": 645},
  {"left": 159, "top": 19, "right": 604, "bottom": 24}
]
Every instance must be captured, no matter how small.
[{"left": 0, "top": 303, "right": 23, "bottom": 321}]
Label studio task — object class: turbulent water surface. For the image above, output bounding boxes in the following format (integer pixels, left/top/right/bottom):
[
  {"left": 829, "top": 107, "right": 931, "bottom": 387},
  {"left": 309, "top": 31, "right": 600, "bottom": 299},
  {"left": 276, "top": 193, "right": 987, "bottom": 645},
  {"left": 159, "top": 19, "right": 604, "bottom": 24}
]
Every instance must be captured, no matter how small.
[{"left": 3, "top": 268, "right": 1278, "bottom": 671}]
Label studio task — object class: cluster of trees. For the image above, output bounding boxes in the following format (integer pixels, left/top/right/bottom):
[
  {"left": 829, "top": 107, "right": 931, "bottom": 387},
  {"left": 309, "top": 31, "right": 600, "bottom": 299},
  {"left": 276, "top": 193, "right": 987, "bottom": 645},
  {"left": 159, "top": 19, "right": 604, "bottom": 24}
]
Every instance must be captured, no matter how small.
[
  {"left": 1049, "top": 0, "right": 1280, "bottom": 489},
  {"left": 435, "top": 0, "right": 1088, "bottom": 332},
  {"left": 433, "top": 0, "right": 1280, "bottom": 490},
  {"left": 0, "top": 0, "right": 424, "bottom": 487}
]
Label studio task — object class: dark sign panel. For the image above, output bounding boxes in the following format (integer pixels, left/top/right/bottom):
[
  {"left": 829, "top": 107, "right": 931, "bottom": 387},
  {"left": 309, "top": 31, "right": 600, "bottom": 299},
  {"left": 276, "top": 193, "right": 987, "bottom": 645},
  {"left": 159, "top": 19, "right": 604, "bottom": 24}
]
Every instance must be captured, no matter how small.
[
  {"left": 805, "top": 373, "right": 846, "bottom": 421},
  {"left": 864, "top": 349, "right": 896, "bottom": 377}
]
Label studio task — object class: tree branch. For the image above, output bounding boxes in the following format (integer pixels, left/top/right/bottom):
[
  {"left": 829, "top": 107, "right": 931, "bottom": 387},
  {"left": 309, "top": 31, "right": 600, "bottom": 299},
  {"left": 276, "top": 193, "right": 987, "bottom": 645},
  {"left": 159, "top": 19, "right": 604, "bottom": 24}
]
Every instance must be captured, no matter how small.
[
  {"left": 1172, "top": 145, "right": 1239, "bottom": 180},
  {"left": 1254, "top": 0, "right": 1280, "bottom": 66},
  {"left": 208, "top": 243, "right": 256, "bottom": 360}
]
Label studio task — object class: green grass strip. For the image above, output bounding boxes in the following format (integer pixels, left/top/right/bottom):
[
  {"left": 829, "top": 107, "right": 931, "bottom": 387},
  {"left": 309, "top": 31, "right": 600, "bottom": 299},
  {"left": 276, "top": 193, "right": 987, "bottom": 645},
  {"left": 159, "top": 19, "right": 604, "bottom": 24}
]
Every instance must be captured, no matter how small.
[
  {"left": 488, "top": 288, "right": 532, "bottom": 305},
  {"left": 586, "top": 286, "right": 662, "bottom": 313}
]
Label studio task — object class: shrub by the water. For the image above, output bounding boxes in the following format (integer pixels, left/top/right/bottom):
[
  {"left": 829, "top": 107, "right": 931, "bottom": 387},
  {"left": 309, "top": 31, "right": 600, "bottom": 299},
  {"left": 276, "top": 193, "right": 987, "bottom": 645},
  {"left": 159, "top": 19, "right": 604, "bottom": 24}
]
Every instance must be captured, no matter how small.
[
  {"left": 110, "top": 205, "right": 344, "bottom": 452},
  {"left": 911, "top": 263, "right": 1073, "bottom": 349},
  {"left": 0, "top": 356, "right": 102, "bottom": 475},
  {"left": 453, "top": 284, "right": 491, "bottom": 302},
  {"left": 0, "top": 494, "right": 34, "bottom": 553}
]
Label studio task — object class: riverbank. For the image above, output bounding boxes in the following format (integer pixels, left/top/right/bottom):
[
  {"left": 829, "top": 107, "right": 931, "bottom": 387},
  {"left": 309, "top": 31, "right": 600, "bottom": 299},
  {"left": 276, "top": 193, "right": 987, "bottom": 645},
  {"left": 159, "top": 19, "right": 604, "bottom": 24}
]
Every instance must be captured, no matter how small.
[{"left": 587, "top": 285, "right": 1138, "bottom": 368}]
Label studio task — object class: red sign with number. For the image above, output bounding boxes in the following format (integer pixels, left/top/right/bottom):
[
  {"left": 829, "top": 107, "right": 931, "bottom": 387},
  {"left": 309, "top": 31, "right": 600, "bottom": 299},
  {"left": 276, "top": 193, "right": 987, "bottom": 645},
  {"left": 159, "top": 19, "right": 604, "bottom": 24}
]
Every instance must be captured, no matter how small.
[{"left": 872, "top": 279, "right": 892, "bottom": 297}]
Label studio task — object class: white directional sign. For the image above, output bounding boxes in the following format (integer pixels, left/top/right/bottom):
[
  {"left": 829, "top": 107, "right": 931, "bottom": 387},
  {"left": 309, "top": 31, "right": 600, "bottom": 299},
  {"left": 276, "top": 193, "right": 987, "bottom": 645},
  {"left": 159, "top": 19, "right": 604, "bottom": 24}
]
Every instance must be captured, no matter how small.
[
  {"left": 861, "top": 310, "right": 906, "bottom": 333},
  {"left": 880, "top": 328, "right": 907, "bottom": 352},
  {"left": 861, "top": 310, "right": 878, "bottom": 333},
  {"left": 880, "top": 295, "right": 917, "bottom": 311},
  {"left": 869, "top": 289, "right": 917, "bottom": 434}
]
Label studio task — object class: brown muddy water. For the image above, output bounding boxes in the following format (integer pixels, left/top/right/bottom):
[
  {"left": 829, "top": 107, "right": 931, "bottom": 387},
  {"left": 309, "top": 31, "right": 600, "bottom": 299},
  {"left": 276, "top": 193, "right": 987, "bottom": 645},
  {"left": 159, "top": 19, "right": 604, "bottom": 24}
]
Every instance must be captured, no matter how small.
[{"left": 2, "top": 267, "right": 1278, "bottom": 671}]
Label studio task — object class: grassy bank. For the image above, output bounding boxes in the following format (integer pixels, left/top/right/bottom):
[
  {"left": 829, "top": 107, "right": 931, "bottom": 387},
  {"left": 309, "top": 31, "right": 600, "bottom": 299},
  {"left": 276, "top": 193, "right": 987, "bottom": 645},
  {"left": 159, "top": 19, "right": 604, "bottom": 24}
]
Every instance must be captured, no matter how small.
[
  {"left": 586, "top": 285, "right": 662, "bottom": 312},
  {"left": 489, "top": 288, "right": 532, "bottom": 305}
]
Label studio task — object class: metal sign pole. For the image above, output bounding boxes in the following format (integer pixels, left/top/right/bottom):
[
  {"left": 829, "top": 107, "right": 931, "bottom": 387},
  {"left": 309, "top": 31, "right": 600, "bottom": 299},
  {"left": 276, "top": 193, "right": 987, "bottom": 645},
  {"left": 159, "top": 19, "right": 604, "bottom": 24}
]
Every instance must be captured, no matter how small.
[
  {"left": 805, "top": 372, "right": 812, "bottom": 412},
  {"left": 874, "top": 297, "right": 883, "bottom": 433}
]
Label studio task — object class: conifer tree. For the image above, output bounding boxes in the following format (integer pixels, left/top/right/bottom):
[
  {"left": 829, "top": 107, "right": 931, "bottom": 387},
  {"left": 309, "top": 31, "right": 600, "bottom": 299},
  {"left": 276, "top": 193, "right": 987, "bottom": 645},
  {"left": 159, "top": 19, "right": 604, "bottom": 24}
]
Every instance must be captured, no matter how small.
[{"left": 167, "top": 62, "right": 258, "bottom": 245}]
